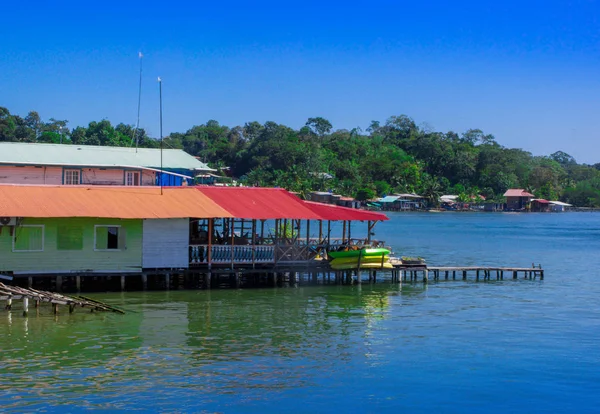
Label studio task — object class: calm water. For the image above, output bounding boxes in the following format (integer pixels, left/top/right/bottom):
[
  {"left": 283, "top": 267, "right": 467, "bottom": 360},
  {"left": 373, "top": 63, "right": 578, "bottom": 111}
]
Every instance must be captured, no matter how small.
[{"left": 2, "top": 212, "right": 600, "bottom": 413}]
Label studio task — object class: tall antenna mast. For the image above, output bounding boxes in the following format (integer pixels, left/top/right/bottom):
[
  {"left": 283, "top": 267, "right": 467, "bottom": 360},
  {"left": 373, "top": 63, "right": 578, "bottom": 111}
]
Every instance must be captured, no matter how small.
[
  {"left": 158, "top": 76, "right": 163, "bottom": 196},
  {"left": 131, "top": 52, "right": 143, "bottom": 150}
]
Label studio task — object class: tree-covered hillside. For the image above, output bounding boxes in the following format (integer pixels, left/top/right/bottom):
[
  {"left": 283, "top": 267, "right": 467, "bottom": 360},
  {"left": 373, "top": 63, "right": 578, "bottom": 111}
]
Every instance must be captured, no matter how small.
[{"left": 2, "top": 107, "right": 600, "bottom": 206}]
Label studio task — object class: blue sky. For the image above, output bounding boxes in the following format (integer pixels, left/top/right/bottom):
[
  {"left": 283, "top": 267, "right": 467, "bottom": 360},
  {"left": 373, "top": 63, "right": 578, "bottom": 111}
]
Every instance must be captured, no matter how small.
[{"left": 1, "top": 0, "right": 599, "bottom": 163}]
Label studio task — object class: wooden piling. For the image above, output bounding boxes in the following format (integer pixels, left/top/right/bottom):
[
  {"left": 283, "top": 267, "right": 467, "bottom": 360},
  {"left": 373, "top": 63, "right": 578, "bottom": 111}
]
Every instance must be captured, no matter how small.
[{"left": 22, "top": 297, "right": 28, "bottom": 317}]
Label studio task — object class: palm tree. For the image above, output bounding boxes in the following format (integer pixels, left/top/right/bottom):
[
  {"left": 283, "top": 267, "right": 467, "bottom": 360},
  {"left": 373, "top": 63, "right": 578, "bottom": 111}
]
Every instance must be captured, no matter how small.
[{"left": 420, "top": 176, "right": 442, "bottom": 208}]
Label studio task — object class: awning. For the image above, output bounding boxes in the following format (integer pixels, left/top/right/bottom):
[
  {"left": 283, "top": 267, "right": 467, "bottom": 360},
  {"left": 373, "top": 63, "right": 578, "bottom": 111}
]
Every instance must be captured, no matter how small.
[
  {"left": 197, "top": 187, "right": 322, "bottom": 220},
  {"left": 303, "top": 201, "right": 389, "bottom": 221},
  {"left": 197, "top": 186, "right": 389, "bottom": 221}
]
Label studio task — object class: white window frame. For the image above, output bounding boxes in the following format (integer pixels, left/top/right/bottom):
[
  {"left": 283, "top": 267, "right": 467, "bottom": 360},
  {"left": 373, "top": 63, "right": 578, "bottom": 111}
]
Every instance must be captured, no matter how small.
[
  {"left": 64, "top": 169, "right": 81, "bottom": 185},
  {"left": 94, "top": 225, "right": 123, "bottom": 251},
  {"left": 125, "top": 171, "right": 141, "bottom": 186},
  {"left": 12, "top": 225, "right": 45, "bottom": 252}
]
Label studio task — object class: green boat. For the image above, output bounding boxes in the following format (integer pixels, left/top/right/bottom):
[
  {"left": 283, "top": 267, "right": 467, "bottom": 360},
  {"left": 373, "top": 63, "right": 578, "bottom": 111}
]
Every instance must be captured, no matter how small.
[{"left": 328, "top": 248, "right": 390, "bottom": 259}]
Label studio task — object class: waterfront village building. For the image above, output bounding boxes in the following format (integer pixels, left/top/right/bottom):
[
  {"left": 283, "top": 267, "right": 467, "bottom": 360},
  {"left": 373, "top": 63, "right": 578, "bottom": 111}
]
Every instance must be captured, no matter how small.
[
  {"left": 530, "top": 199, "right": 550, "bottom": 212},
  {"left": 308, "top": 191, "right": 360, "bottom": 209},
  {"left": 503, "top": 189, "right": 534, "bottom": 210},
  {"left": 548, "top": 201, "right": 572, "bottom": 212},
  {"left": 0, "top": 142, "right": 214, "bottom": 186},
  {"left": 0, "top": 185, "right": 387, "bottom": 282},
  {"left": 377, "top": 194, "right": 425, "bottom": 211}
]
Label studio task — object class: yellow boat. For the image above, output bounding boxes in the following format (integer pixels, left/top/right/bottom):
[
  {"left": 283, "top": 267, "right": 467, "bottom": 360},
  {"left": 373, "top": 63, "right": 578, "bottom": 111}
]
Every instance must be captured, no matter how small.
[
  {"left": 330, "top": 262, "right": 394, "bottom": 270},
  {"left": 330, "top": 256, "right": 389, "bottom": 266}
]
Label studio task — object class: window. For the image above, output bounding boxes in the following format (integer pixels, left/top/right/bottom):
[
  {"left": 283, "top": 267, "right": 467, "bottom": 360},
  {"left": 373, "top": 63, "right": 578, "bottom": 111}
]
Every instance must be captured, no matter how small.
[
  {"left": 125, "top": 171, "right": 140, "bottom": 186},
  {"left": 64, "top": 169, "right": 81, "bottom": 185},
  {"left": 94, "top": 225, "right": 126, "bottom": 250},
  {"left": 57, "top": 225, "right": 83, "bottom": 250},
  {"left": 13, "top": 225, "right": 44, "bottom": 252}
]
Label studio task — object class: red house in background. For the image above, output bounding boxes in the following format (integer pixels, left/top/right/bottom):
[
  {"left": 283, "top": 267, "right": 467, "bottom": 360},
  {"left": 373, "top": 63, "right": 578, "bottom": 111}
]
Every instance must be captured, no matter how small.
[{"left": 504, "top": 189, "right": 534, "bottom": 210}]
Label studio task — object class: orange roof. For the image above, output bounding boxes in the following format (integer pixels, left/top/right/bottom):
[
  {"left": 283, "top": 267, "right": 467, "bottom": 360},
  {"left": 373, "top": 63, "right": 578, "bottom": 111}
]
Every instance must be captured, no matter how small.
[{"left": 0, "top": 185, "right": 232, "bottom": 219}]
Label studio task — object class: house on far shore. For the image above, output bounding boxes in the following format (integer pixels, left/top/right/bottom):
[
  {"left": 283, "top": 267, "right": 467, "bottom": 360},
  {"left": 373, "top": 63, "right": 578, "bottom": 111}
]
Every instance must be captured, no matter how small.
[
  {"left": 377, "top": 194, "right": 424, "bottom": 211},
  {"left": 307, "top": 191, "right": 360, "bottom": 209},
  {"left": 504, "top": 189, "right": 534, "bottom": 211},
  {"left": 338, "top": 197, "right": 360, "bottom": 209},
  {"left": 0, "top": 142, "right": 214, "bottom": 186},
  {"left": 530, "top": 199, "right": 550, "bottom": 212},
  {"left": 309, "top": 191, "right": 334, "bottom": 204},
  {"left": 549, "top": 201, "right": 572, "bottom": 212}
]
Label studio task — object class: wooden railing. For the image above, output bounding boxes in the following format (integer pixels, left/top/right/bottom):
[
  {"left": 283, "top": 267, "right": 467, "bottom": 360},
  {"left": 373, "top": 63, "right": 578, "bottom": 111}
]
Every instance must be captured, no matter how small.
[
  {"left": 190, "top": 245, "right": 275, "bottom": 265},
  {"left": 189, "top": 239, "right": 387, "bottom": 266}
]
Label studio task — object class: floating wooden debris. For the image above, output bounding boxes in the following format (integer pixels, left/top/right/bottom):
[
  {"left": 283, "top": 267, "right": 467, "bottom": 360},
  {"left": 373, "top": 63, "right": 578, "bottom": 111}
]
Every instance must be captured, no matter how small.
[{"left": 0, "top": 282, "right": 124, "bottom": 316}]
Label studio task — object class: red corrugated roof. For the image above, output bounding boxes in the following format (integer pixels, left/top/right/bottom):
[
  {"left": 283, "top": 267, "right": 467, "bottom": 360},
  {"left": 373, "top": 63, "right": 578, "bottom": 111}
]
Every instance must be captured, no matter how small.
[
  {"left": 504, "top": 189, "right": 534, "bottom": 197},
  {"left": 303, "top": 201, "right": 389, "bottom": 221},
  {"left": 532, "top": 199, "right": 549, "bottom": 204},
  {"left": 197, "top": 187, "right": 388, "bottom": 221},
  {"left": 197, "top": 187, "right": 322, "bottom": 220},
  {"left": 0, "top": 185, "right": 231, "bottom": 219}
]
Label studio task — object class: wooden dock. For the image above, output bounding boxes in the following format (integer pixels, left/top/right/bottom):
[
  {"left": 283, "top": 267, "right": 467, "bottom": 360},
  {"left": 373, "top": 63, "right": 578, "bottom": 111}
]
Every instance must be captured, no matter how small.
[
  {"left": 384, "top": 259, "right": 544, "bottom": 283},
  {"left": 0, "top": 282, "right": 124, "bottom": 317},
  {"left": 2, "top": 261, "right": 545, "bottom": 293}
]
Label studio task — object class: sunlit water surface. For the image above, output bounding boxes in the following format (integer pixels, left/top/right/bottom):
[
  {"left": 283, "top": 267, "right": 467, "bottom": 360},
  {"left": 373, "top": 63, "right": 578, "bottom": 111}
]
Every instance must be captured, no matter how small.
[{"left": 1, "top": 212, "right": 600, "bottom": 412}]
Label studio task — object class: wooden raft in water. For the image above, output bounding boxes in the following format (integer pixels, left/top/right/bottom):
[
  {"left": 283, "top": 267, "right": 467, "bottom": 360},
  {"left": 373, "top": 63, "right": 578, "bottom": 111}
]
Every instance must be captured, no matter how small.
[{"left": 0, "top": 282, "right": 124, "bottom": 317}]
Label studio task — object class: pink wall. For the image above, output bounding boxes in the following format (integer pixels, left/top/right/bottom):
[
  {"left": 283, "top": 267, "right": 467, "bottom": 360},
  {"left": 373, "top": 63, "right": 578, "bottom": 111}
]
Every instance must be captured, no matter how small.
[
  {"left": 0, "top": 165, "right": 157, "bottom": 186},
  {"left": 0, "top": 166, "right": 62, "bottom": 184}
]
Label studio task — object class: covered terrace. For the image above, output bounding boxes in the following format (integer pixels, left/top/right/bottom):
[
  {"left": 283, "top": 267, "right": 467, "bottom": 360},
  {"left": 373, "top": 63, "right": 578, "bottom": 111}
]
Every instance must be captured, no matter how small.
[{"left": 191, "top": 187, "right": 389, "bottom": 267}]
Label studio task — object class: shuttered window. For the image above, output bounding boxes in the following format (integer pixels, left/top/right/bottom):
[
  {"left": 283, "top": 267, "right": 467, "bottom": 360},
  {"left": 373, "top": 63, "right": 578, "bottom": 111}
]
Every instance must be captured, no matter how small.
[
  {"left": 13, "top": 225, "right": 44, "bottom": 252},
  {"left": 57, "top": 225, "right": 83, "bottom": 250},
  {"left": 94, "top": 225, "right": 126, "bottom": 250}
]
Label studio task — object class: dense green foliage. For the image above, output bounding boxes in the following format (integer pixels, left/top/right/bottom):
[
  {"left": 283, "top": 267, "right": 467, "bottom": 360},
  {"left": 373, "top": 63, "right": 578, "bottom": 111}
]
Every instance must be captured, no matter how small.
[{"left": 2, "top": 107, "right": 600, "bottom": 206}]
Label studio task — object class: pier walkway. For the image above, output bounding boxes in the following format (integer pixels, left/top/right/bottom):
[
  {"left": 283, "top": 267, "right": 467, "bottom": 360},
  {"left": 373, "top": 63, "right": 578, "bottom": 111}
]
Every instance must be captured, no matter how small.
[{"left": 384, "top": 262, "right": 544, "bottom": 283}]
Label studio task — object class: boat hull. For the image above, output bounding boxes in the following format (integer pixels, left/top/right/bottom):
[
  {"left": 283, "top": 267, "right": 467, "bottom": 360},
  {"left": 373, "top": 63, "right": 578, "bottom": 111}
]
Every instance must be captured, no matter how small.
[{"left": 328, "top": 248, "right": 390, "bottom": 259}]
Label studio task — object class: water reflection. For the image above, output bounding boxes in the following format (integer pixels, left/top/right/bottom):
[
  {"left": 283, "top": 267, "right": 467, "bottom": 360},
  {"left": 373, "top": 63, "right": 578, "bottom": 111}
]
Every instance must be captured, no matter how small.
[{"left": 0, "top": 284, "right": 429, "bottom": 410}]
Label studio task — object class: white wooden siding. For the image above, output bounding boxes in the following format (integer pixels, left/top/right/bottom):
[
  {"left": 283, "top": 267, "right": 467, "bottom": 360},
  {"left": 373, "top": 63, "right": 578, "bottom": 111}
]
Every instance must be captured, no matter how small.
[
  {"left": 0, "top": 166, "right": 62, "bottom": 184},
  {"left": 142, "top": 219, "right": 189, "bottom": 269}
]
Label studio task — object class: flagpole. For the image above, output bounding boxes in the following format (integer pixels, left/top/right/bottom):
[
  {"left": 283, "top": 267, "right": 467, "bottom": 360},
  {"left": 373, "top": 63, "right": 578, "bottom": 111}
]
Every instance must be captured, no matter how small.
[{"left": 158, "top": 76, "right": 163, "bottom": 196}]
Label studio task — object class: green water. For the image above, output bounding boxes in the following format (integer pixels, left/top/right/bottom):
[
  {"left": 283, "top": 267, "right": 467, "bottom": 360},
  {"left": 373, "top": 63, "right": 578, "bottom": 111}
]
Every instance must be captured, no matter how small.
[
  {"left": 1, "top": 286, "right": 413, "bottom": 411},
  {"left": 2, "top": 212, "right": 600, "bottom": 412}
]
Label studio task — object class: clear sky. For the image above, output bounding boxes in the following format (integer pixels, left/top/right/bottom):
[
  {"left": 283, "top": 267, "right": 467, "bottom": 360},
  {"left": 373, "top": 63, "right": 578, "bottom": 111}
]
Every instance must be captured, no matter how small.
[{"left": 1, "top": 0, "right": 599, "bottom": 163}]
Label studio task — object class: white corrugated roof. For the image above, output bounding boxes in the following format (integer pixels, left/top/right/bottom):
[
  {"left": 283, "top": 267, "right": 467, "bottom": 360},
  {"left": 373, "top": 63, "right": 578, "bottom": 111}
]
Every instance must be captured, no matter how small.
[
  {"left": 0, "top": 142, "right": 214, "bottom": 171},
  {"left": 549, "top": 201, "right": 572, "bottom": 206}
]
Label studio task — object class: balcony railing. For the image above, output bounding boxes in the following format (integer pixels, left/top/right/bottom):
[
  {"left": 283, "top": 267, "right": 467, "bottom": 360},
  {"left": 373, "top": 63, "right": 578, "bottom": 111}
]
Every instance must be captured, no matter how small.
[
  {"left": 189, "top": 239, "right": 387, "bottom": 266},
  {"left": 190, "top": 245, "right": 275, "bottom": 265}
]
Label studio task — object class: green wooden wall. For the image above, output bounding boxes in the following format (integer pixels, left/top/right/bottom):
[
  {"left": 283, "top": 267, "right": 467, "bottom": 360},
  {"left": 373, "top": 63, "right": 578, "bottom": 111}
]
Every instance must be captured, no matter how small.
[{"left": 0, "top": 218, "right": 143, "bottom": 274}]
